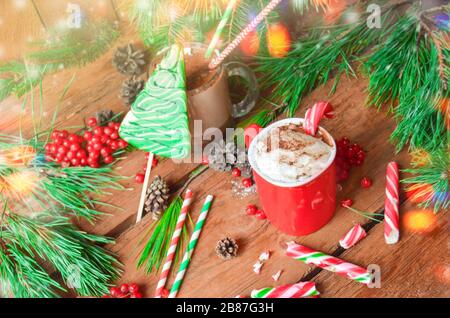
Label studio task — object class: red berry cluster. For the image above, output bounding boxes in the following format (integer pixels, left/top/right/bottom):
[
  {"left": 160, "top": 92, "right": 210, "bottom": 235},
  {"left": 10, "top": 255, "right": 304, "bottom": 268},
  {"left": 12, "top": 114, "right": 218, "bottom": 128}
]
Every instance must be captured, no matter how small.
[
  {"left": 245, "top": 204, "right": 267, "bottom": 220},
  {"left": 335, "top": 137, "right": 366, "bottom": 181},
  {"left": 45, "top": 117, "right": 127, "bottom": 168},
  {"left": 103, "top": 283, "right": 142, "bottom": 298}
]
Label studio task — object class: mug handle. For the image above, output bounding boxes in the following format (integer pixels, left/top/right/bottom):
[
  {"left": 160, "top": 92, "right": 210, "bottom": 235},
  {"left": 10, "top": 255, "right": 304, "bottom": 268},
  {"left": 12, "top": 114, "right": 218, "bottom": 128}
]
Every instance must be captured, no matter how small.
[
  {"left": 225, "top": 62, "right": 259, "bottom": 118},
  {"left": 244, "top": 124, "right": 263, "bottom": 149}
]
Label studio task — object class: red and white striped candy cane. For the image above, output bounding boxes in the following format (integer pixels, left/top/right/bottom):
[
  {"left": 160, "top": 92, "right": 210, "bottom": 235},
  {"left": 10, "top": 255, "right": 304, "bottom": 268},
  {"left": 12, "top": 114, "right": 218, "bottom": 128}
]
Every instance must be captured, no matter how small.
[
  {"left": 154, "top": 189, "right": 193, "bottom": 298},
  {"left": 286, "top": 242, "right": 372, "bottom": 284},
  {"left": 384, "top": 162, "right": 400, "bottom": 244},
  {"left": 339, "top": 224, "right": 367, "bottom": 249},
  {"left": 209, "top": 0, "right": 283, "bottom": 69},
  {"left": 251, "top": 282, "right": 319, "bottom": 298},
  {"left": 304, "top": 101, "right": 334, "bottom": 136}
]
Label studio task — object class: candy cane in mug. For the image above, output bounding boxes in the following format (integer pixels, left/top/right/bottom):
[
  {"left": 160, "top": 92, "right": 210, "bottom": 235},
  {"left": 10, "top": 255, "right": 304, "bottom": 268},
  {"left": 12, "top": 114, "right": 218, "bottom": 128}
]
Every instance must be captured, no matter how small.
[{"left": 304, "top": 101, "right": 334, "bottom": 136}]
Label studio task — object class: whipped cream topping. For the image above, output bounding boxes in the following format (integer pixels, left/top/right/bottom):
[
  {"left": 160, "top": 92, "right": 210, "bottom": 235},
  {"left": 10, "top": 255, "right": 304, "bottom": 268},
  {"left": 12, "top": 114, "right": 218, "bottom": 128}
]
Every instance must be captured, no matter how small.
[{"left": 252, "top": 123, "right": 333, "bottom": 184}]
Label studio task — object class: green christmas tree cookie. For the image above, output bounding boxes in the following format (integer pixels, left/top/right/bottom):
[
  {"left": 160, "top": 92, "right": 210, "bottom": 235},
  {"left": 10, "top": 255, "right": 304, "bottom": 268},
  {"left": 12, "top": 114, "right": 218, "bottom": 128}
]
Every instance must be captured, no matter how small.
[{"left": 119, "top": 45, "right": 190, "bottom": 159}]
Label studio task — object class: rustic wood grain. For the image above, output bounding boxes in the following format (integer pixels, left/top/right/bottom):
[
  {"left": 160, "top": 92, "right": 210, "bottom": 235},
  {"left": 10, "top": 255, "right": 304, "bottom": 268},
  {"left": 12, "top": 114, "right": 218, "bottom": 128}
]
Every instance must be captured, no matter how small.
[
  {"left": 108, "top": 76, "right": 417, "bottom": 298},
  {"left": 35, "top": 0, "right": 118, "bottom": 28},
  {"left": 1, "top": 3, "right": 447, "bottom": 298},
  {"left": 0, "top": 0, "right": 45, "bottom": 61},
  {"left": 309, "top": 201, "right": 449, "bottom": 298}
]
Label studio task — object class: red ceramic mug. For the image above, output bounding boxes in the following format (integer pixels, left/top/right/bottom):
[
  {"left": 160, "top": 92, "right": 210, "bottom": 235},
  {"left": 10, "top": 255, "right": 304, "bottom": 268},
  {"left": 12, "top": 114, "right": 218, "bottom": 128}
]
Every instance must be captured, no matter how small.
[{"left": 245, "top": 118, "right": 337, "bottom": 236}]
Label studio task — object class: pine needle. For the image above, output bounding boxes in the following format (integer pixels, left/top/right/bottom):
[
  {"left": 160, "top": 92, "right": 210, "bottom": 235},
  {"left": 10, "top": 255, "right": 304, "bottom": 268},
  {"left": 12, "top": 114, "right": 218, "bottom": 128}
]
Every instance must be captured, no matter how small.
[
  {"left": 0, "top": 22, "right": 118, "bottom": 102},
  {"left": 137, "top": 196, "right": 184, "bottom": 274},
  {"left": 1, "top": 211, "right": 121, "bottom": 297},
  {"left": 257, "top": 9, "right": 395, "bottom": 116},
  {"left": 402, "top": 149, "right": 449, "bottom": 212}
]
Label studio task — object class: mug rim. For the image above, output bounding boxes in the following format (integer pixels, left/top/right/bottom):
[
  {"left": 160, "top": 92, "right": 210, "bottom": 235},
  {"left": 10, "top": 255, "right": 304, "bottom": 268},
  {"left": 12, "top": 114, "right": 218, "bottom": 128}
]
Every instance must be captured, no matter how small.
[{"left": 248, "top": 118, "right": 337, "bottom": 188}]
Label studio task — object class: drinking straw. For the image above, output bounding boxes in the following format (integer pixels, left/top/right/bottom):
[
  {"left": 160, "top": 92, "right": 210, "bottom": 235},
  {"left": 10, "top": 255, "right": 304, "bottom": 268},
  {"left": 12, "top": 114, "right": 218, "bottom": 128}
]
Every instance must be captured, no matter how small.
[
  {"left": 208, "top": 0, "right": 283, "bottom": 69},
  {"left": 154, "top": 189, "right": 193, "bottom": 298},
  {"left": 205, "top": 0, "right": 239, "bottom": 59},
  {"left": 168, "top": 195, "right": 214, "bottom": 298},
  {"left": 136, "top": 153, "right": 154, "bottom": 223}
]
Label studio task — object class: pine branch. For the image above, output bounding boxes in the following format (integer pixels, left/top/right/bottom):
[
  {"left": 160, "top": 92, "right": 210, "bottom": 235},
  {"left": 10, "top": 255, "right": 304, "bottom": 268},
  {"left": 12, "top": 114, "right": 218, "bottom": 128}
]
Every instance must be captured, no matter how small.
[
  {"left": 0, "top": 236, "right": 63, "bottom": 298},
  {"left": 402, "top": 148, "right": 449, "bottom": 212},
  {"left": 131, "top": 0, "right": 280, "bottom": 51},
  {"left": 137, "top": 196, "right": 184, "bottom": 274},
  {"left": 0, "top": 22, "right": 119, "bottom": 102},
  {"left": 291, "top": 0, "right": 337, "bottom": 13},
  {"left": 137, "top": 165, "right": 208, "bottom": 275},
  {"left": 257, "top": 9, "right": 395, "bottom": 116},
  {"left": 3, "top": 213, "right": 121, "bottom": 297},
  {"left": 28, "top": 21, "right": 119, "bottom": 68},
  {"left": 0, "top": 137, "right": 126, "bottom": 221},
  {"left": 366, "top": 13, "right": 447, "bottom": 152}
]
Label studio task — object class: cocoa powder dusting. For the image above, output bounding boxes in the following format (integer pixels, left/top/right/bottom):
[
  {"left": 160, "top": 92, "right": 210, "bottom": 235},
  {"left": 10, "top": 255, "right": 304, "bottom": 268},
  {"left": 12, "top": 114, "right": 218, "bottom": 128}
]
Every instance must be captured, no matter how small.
[{"left": 265, "top": 124, "right": 328, "bottom": 155}]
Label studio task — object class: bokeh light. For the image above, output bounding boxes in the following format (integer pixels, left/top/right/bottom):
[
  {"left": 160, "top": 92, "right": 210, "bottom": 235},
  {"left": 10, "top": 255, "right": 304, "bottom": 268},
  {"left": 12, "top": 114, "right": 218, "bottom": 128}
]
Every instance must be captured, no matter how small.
[
  {"left": 323, "top": 0, "right": 348, "bottom": 25},
  {"left": 406, "top": 183, "right": 435, "bottom": 204},
  {"left": 240, "top": 30, "right": 260, "bottom": 56},
  {"left": 13, "top": 0, "right": 27, "bottom": 10},
  {"left": 3, "top": 145, "right": 36, "bottom": 167},
  {"left": 434, "top": 263, "right": 450, "bottom": 286},
  {"left": 434, "top": 13, "right": 450, "bottom": 31},
  {"left": 267, "top": 23, "right": 291, "bottom": 58},
  {"left": 2, "top": 170, "right": 39, "bottom": 199},
  {"left": 402, "top": 209, "right": 438, "bottom": 234},
  {"left": 410, "top": 149, "right": 431, "bottom": 167},
  {"left": 438, "top": 97, "right": 449, "bottom": 130}
]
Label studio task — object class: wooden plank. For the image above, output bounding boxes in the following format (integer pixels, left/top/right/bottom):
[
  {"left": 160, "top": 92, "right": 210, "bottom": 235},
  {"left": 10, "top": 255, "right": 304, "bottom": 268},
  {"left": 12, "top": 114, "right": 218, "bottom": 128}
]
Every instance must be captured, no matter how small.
[
  {"left": 75, "top": 155, "right": 200, "bottom": 237},
  {"left": 35, "top": 0, "right": 118, "bottom": 28},
  {"left": 1, "top": 6, "right": 445, "bottom": 298},
  {"left": 0, "top": 25, "right": 137, "bottom": 135},
  {"left": 309, "top": 201, "right": 450, "bottom": 298},
  {"left": 0, "top": 0, "right": 46, "bottom": 61},
  {"left": 108, "top": 75, "right": 413, "bottom": 297}
]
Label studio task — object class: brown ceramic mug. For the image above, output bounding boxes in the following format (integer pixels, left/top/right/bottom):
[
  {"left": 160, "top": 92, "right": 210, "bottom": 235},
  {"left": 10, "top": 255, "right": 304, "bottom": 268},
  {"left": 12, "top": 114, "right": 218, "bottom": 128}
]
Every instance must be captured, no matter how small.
[{"left": 150, "top": 43, "right": 259, "bottom": 139}]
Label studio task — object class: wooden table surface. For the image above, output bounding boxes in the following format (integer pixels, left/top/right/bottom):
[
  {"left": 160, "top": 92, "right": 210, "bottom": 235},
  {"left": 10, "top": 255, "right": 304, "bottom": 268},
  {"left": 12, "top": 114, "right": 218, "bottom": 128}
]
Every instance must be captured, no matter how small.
[{"left": 1, "top": 2, "right": 448, "bottom": 298}]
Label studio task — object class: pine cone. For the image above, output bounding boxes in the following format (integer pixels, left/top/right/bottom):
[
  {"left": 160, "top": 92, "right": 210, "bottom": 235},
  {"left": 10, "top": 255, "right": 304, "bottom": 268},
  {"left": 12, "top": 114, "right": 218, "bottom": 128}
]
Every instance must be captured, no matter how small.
[
  {"left": 144, "top": 175, "right": 170, "bottom": 220},
  {"left": 215, "top": 237, "right": 238, "bottom": 260},
  {"left": 112, "top": 44, "right": 146, "bottom": 76},
  {"left": 121, "top": 76, "right": 144, "bottom": 105},
  {"left": 96, "top": 110, "right": 116, "bottom": 126}
]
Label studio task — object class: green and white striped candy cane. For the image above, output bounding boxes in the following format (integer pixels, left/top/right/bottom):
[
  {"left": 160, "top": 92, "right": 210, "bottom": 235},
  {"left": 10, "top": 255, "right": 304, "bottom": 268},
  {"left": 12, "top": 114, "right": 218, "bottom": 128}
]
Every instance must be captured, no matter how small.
[{"left": 169, "top": 195, "right": 214, "bottom": 298}]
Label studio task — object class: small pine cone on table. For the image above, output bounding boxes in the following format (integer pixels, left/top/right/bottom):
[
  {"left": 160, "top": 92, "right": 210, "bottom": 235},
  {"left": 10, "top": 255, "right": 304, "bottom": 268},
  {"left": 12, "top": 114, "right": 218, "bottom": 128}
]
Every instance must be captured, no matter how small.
[
  {"left": 215, "top": 237, "right": 238, "bottom": 260},
  {"left": 144, "top": 175, "right": 170, "bottom": 220},
  {"left": 96, "top": 110, "right": 116, "bottom": 126},
  {"left": 112, "top": 43, "right": 146, "bottom": 76},
  {"left": 121, "top": 76, "right": 144, "bottom": 105}
]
